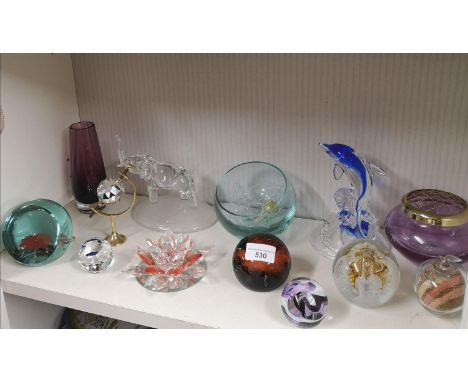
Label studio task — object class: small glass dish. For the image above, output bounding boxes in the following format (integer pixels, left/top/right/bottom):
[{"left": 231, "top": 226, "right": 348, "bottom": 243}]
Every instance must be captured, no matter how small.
[
  {"left": 384, "top": 189, "right": 468, "bottom": 263},
  {"left": 124, "top": 231, "right": 207, "bottom": 292},
  {"left": 78, "top": 238, "right": 113, "bottom": 273},
  {"left": 2, "top": 199, "right": 73, "bottom": 266},
  {"left": 215, "top": 161, "right": 296, "bottom": 237}
]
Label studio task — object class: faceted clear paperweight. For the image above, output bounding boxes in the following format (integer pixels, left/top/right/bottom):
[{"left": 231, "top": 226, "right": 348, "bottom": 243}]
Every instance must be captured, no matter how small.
[
  {"left": 78, "top": 238, "right": 113, "bottom": 273},
  {"left": 333, "top": 239, "right": 400, "bottom": 308},
  {"left": 124, "top": 231, "right": 207, "bottom": 292},
  {"left": 97, "top": 178, "right": 125, "bottom": 204},
  {"left": 2, "top": 199, "right": 73, "bottom": 266},
  {"left": 281, "top": 277, "right": 328, "bottom": 327}
]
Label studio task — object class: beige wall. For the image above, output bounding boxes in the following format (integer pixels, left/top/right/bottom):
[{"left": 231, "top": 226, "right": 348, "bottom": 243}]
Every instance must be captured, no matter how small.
[
  {"left": 72, "top": 53, "right": 468, "bottom": 223},
  {"left": 0, "top": 54, "right": 79, "bottom": 225}
]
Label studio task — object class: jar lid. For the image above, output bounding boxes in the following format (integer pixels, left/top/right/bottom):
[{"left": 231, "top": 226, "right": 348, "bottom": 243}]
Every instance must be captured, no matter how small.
[{"left": 401, "top": 189, "right": 468, "bottom": 227}]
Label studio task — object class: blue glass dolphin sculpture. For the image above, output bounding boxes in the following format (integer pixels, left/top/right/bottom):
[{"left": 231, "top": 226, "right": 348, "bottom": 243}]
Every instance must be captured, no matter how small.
[{"left": 320, "top": 143, "right": 384, "bottom": 241}]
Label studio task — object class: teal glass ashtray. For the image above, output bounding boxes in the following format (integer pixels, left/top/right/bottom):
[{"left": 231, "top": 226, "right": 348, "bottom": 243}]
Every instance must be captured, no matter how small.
[
  {"left": 2, "top": 199, "right": 73, "bottom": 266},
  {"left": 215, "top": 161, "right": 296, "bottom": 237}
]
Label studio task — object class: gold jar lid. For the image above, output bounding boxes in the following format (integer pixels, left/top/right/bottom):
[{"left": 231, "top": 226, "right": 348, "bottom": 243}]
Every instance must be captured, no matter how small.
[{"left": 401, "top": 189, "right": 468, "bottom": 227}]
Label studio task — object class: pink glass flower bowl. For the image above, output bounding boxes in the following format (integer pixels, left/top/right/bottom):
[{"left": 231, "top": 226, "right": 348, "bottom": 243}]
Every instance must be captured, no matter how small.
[{"left": 124, "top": 231, "right": 207, "bottom": 292}]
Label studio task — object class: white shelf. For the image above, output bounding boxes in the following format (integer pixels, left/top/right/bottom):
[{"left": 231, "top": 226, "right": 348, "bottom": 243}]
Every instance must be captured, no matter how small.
[{"left": 1, "top": 196, "right": 461, "bottom": 328}]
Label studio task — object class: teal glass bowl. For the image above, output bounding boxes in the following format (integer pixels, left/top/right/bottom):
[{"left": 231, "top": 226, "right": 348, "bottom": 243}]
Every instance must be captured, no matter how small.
[
  {"left": 215, "top": 161, "right": 296, "bottom": 237},
  {"left": 2, "top": 199, "right": 73, "bottom": 266}
]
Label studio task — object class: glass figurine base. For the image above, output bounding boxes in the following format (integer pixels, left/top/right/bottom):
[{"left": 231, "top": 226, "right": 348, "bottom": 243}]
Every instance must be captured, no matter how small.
[
  {"left": 310, "top": 214, "right": 386, "bottom": 260},
  {"left": 132, "top": 195, "right": 217, "bottom": 233},
  {"left": 310, "top": 215, "right": 343, "bottom": 260}
]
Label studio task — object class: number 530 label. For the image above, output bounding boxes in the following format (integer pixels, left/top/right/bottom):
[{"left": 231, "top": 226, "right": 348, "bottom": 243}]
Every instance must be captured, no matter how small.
[{"left": 245, "top": 243, "right": 276, "bottom": 264}]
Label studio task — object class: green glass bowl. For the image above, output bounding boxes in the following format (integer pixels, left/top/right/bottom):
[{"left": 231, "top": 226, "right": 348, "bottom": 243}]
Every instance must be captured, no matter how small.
[
  {"left": 2, "top": 199, "right": 73, "bottom": 266},
  {"left": 215, "top": 161, "right": 296, "bottom": 237}
]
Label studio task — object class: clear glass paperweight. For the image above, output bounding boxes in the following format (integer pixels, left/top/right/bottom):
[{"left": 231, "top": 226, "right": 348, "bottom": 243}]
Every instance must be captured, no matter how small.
[
  {"left": 281, "top": 277, "right": 328, "bottom": 327},
  {"left": 117, "top": 135, "right": 217, "bottom": 233},
  {"left": 414, "top": 255, "right": 466, "bottom": 316},
  {"left": 333, "top": 239, "right": 400, "bottom": 308},
  {"left": 78, "top": 238, "right": 113, "bottom": 273},
  {"left": 124, "top": 231, "right": 207, "bottom": 292},
  {"left": 311, "top": 143, "right": 385, "bottom": 259},
  {"left": 2, "top": 199, "right": 73, "bottom": 266},
  {"left": 215, "top": 161, "right": 296, "bottom": 237},
  {"left": 232, "top": 233, "right": 291, "bottom": 291},
  {"left": 385, "top": 189, "right": 468, "bottom": 263}
]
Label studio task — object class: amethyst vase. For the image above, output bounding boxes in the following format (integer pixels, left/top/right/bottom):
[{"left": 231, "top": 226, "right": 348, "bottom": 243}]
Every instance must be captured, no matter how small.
[
  {"left": 384, "top": 189, "right": 468, "bottom": 263},
  {"left": 69, "top": 121, "right": 106, "bottom": 212}
]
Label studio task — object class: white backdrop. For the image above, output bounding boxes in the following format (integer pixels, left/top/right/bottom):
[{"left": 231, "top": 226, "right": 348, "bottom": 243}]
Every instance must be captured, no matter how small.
[
  {"left": 0, "top": 53, "right": 79, "bottom": 230},
  {"left": 72, "top": 54, "right": 468, "bottom": 224}
]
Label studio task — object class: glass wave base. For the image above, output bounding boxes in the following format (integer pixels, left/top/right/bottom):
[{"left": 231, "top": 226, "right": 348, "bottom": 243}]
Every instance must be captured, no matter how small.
[
  {"left": 132, "top": 195, "right": 217, "bottom": 233},
  {"left": 310, "top": 213, "right": 384, "bottom": 260}
]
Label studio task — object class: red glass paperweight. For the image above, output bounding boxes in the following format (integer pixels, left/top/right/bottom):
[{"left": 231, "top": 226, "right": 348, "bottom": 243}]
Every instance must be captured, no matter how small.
[{"left": 232, "top": 233, "right": 291, "bottom": 292}]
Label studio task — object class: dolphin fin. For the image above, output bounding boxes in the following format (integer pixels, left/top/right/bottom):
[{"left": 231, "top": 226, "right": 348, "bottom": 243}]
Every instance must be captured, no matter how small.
[
  {"left": 333, "top": 163, "right": 345, "bottom": 180},
  {"left": 334, "top": 188, "right": 355, "bottom": 210},
  {"left": 369, "top": 163, "right": 385, "bottom": 177}
]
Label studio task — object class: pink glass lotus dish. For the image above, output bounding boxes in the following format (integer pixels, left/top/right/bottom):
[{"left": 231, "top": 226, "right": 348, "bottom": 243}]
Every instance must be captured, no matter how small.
[{"left": 124, "top": 231, "right": 207, "bottom": 292}]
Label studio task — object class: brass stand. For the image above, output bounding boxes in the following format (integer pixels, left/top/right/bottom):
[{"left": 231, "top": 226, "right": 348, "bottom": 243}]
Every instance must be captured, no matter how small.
[{"left": 91, "top": 168, "right": 137, "bottom": 247}]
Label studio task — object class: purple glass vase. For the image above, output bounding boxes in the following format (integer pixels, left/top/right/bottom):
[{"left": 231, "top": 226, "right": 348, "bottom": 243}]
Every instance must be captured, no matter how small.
[
  {"left": 384, "top": 189, "right": 468, "bottom": 264},
  {"left": 69, "top": 121, "right": 107, "bottom": 212}
]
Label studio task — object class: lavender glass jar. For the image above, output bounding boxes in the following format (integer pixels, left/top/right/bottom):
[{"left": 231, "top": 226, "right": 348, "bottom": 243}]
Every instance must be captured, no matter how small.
[{"left": 384, "top": 189, "right": 468, "bottom": 263}]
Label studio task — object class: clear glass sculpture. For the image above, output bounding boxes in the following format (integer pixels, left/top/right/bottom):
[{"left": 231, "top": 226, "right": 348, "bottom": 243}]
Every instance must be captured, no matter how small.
[
  {"left": 116, "top": 135, "right": 216, "bottom": 233},
  {"left": 311, "top": 143, "right": 385, "bottom": 259},
  {"left": 78, "top": 238, "right": 113, "bottom": 273},
  {"left": 215, "top": 161, "right": 296, "bottom": 237},
  {"left": 2, "top": 199, "right": 73, "bottom": 266},
  {"left": 333, "top": 239, "right": 400, "bottom": 308},
  {"left": 414, "top": 255, "right": 466, "bottom": 317},
  {"left": 385, "top": 189, "right": 468, "bottom": 263},
  {"left": 123, "top": 231, "right": 207, "bottom": 292},
  {"left": 281, "top": 277, "right": 328, "bottom": 327}
]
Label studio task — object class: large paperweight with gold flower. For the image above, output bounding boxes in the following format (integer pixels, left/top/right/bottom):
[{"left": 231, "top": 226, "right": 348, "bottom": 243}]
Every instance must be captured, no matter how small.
[{"left": 332, "top": 239, "right": 400, "bottom": 308}]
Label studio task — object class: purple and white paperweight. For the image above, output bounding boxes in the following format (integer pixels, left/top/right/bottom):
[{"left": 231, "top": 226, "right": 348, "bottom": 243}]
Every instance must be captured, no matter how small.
[{"left": 281, "top": 277, "right": 328, "bottom": 327}]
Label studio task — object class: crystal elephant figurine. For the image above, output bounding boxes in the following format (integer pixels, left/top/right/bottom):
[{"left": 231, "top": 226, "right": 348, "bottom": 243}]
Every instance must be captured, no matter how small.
[{"left": 116, "top": 135, "right": 197, "bottom": 206}]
